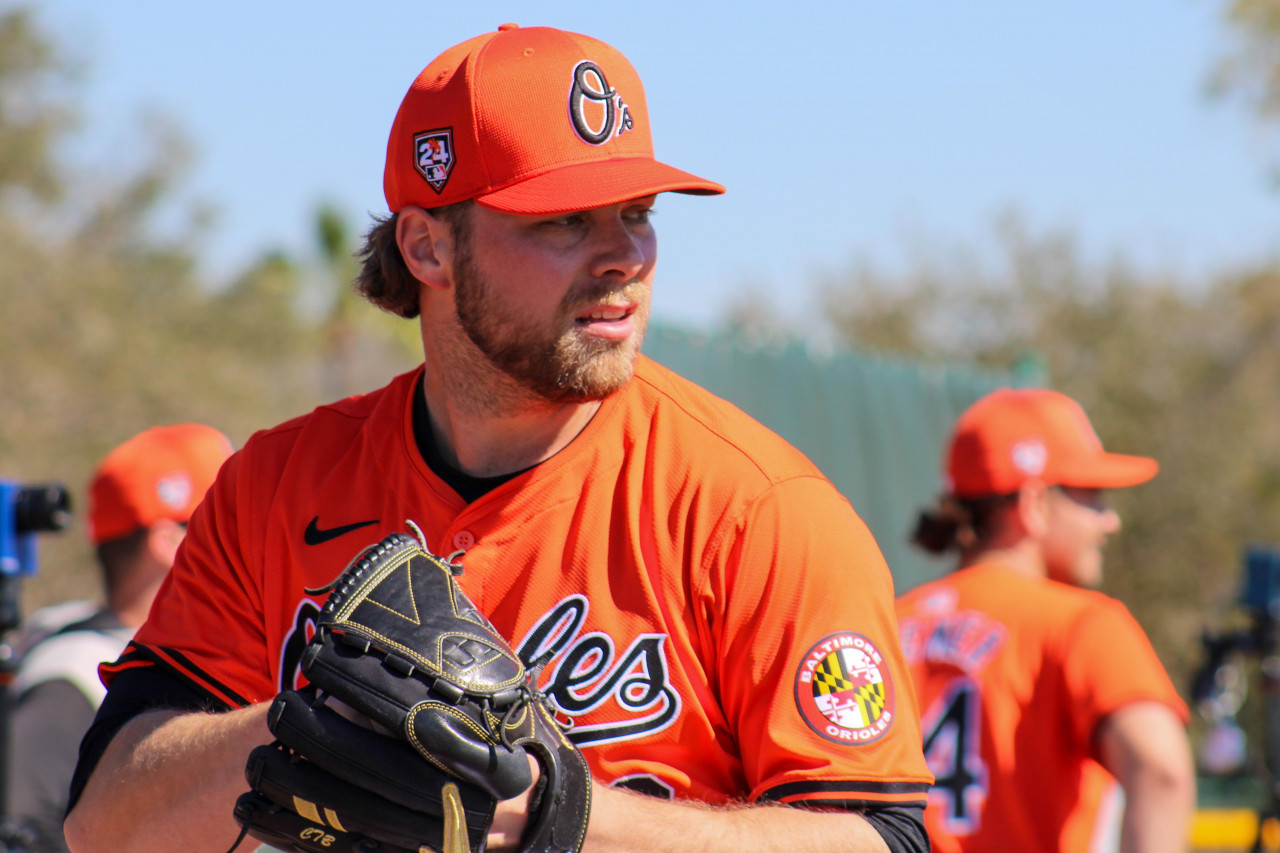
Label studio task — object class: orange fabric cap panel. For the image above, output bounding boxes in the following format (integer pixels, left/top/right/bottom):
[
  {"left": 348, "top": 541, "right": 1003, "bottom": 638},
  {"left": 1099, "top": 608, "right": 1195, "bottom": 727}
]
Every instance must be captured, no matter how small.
[
  {"left": 945, "top": 388, "right": 1157, "bottom": 497},
  {"left": 383, "top": 24, "right": 724, "bottom": 215},
  {"left": 87, "top": 424, "right": 233, "bottom": 544}
]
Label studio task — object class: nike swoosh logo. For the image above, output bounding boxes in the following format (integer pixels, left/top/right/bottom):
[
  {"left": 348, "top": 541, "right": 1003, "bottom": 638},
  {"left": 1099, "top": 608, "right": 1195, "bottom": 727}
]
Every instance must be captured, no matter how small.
[{"left": 304, "top": 516, "right": 379, "bottom": 546}]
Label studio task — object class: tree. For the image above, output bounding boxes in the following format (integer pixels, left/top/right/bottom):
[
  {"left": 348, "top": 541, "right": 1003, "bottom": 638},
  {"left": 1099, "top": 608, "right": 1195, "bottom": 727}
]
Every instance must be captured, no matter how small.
[
  {"left": 1213, "top": 0, "right": 1280, "bottom": 124},
  {"left": 312, "top": 203, "right": 420, "bottom": 400},
  {"left": 0, "top": 7, "right": 70, "bottom": 203},
  {"left": 1213, "top": 0, "right": 1280, "bottom": 186}
]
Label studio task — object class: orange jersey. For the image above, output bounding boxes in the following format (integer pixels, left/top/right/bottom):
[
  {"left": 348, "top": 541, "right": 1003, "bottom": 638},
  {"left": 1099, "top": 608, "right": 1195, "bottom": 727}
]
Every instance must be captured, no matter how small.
[
  {"left": 895, "top": 562, "right": 1189, "bottom": 852},
  {"left": 107, "top": 357, "right": 931, "bottom": 810}
]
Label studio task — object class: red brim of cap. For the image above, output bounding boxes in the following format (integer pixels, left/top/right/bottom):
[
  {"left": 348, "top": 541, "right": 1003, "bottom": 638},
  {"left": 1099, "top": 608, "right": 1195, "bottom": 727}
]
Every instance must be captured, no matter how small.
[
  {"left": 1059, "top": 452, "right": 1159, "bottom": 490},
  {"left": 475, "top": 157, "right": 724, "bottom": 215}
]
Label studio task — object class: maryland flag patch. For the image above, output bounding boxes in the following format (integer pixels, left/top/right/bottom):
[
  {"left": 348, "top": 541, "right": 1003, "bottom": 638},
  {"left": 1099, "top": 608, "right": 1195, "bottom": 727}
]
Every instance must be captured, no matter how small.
[{"left": 795, "top": 632, "right": 895, "bottom": 745}]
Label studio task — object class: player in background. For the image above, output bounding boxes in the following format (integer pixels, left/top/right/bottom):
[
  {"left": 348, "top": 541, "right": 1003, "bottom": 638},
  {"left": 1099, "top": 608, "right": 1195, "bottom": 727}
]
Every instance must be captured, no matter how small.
[
  {"left": 64, "top": 25, "right": 932, "bottom": 853},
  {"left": 896, "top": 387, "right": 1195, "bottom": 852},
  {"left": 9, "top": 424, "right": 232, "bottom": 853}
]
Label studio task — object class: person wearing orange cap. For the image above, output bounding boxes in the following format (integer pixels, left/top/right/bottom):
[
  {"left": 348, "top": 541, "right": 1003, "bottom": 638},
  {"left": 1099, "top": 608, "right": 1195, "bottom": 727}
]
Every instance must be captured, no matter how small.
[
  {"left": 895, "top": 388, "right": 1195, "bottom": 852},
  {"left": 8, "top": 424, "right": 232, "bottom": 853},
  {"left": 66, "top": 24, "right": 932, "bottom": 853}
]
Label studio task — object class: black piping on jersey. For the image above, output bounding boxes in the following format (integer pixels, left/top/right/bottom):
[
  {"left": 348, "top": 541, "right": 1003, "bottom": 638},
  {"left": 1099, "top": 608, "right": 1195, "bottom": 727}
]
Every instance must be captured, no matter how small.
[
  {"left": 802, "top": 797, "right": 926, "bottom": 810},
  {"left": 108, "top": 643, "right": 248, "bottom": 711},
  {"left": 757, "top": 778, "right": 932, "bottom": 803}
]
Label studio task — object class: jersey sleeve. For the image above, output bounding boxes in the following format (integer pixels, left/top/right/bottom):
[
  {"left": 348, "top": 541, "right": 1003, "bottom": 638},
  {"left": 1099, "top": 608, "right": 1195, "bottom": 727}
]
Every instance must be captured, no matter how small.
[
  {"left": 706, "top": 475, "right": 933, "bottom": 810},
  {"left": 1060, "top": 595, "right": 1189, "bottom": 752},
  {"left": 100, "top": 443, "right": 274, "bottom": 708}
]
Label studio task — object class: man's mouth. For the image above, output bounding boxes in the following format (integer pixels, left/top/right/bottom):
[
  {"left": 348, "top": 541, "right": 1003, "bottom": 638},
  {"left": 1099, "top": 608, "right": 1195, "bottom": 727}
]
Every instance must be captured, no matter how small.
[
  {"left": 576, "top": 306, "right": 632, "bottom": 324},
  {"left": 571, "top": 301, "right": 640, "bottom": 342}
]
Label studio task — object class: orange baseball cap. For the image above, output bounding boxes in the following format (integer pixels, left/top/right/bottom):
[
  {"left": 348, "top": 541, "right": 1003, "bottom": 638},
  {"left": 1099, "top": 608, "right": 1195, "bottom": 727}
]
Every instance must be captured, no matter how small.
[
  {"left": 87, "top": 424, "right": 234, "bottom": 544},
  {"left": 383, "top": 24, "right": 725, "bottom": 215},
  {"left": 945, "top": 388, "right": 1158, "bottom": 498}
]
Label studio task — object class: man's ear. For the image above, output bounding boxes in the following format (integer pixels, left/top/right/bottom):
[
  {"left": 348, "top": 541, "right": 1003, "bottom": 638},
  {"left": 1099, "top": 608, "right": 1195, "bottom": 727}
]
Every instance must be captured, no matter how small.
[
  {"left": 396, "top": 206, "right": 455, "bottom": 291},
  {"left": 145, "top": 518, "right": 186, "bottom": 569},
  {"left": 1015, "top": 480, "right": 1051, "bottom": 540}
]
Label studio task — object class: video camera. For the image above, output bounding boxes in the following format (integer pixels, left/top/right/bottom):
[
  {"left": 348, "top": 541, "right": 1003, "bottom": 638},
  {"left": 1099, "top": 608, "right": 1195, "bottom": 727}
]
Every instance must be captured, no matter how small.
[
  {"left": 0, "top": 481, "right": 71, "bottom": 849},
  {"left": 0, "top": 481, "right": 72, "bottom": 639},
  {"left": 1242, "top": 547, "right": 1280, "bottom": 622},
  {"left": 1192, "top": 546, "right": 1280, "bottom": 778},
  {"left": 0, "top": 481, "right": 72, "bottom": 579}
]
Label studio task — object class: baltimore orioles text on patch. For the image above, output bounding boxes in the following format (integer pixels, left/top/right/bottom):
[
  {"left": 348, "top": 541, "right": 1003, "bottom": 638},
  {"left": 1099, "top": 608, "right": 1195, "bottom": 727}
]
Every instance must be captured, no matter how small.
[{"left": 794, "top": 632, "right": 895, "bottom": 745}]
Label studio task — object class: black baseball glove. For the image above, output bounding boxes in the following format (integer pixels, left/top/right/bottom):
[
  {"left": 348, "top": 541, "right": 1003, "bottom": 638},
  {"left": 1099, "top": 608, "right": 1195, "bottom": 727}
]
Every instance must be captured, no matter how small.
[{"left": 229, "top": 522, "right": 591, "bottom": 853}]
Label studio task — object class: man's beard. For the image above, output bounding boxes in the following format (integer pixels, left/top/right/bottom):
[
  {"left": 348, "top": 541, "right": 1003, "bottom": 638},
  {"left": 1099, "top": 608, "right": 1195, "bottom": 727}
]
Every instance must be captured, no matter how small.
[{"left": 451, "top": 239, "right": 649, "bottom": 404}]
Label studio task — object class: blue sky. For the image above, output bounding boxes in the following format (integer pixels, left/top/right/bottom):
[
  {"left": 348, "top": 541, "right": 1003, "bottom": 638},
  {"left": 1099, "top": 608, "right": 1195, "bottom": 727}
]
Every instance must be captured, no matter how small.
[{"left": 33, "top": 0, "right": 1278, "bottom": 330}]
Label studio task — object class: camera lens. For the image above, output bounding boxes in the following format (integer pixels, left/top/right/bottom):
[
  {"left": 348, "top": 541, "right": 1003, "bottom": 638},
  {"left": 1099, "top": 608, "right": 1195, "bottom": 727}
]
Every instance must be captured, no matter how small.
[{"left": 15, "top": 484, "right": 72, "bottom": 534}]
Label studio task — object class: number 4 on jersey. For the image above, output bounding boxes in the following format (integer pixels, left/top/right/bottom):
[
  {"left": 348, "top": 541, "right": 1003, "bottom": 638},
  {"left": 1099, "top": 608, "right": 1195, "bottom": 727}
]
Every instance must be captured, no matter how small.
[{"left": 921, "top": 678, "right": 988, "bottom": 834}]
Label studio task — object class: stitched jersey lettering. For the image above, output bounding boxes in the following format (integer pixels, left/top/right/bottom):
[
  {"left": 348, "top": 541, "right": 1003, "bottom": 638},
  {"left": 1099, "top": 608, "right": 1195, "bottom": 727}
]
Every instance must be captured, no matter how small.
[{"left": 517, "top": 595, "right": 680, "bottom": 747}]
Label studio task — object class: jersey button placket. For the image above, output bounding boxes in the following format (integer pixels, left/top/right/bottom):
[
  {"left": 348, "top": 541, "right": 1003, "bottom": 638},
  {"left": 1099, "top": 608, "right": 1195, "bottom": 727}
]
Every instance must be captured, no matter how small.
[{"left": 452, "top": 530, "right": 476, "bottom": 551}]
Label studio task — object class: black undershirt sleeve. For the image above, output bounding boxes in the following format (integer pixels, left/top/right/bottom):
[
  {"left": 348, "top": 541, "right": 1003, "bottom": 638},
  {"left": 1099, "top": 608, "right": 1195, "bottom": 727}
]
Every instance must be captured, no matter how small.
[
  {"left": 66, "top": 665, "right": 224, "bottom": 813},
  {"left": 860, "top": 804, "right": 930, "bottom": 853}
]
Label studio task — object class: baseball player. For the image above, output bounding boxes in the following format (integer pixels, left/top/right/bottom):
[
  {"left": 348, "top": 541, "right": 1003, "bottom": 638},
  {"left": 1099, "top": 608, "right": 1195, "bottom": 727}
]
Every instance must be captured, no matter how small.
[
  {"left": 64, "top": 25, "right": 932, "bottom": 853},
  {"left": 9, "top": 424, "right": 231, "bottom": 853},
  {"left": 896, "top": 388, "right": 1195, "bottom": 852}
]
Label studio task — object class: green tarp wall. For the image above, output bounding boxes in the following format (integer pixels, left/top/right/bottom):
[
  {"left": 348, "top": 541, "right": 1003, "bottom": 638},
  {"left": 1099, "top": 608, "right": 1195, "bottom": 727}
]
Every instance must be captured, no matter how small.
[{"left": 644, "top": 325, "right": 1026, "bottom": 593}]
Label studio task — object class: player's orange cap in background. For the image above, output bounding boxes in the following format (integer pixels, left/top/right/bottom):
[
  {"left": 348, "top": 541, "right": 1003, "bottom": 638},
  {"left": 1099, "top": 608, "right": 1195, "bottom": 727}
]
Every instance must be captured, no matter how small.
[
  {"left": 87, "top": 423, "right": 234, "bottom": 544},
  {"left": 383, "top": 23, "right": 725, "bottom": 216},
  {"left": 945, "top": 388, "right": 1158, "bottom": 498}
]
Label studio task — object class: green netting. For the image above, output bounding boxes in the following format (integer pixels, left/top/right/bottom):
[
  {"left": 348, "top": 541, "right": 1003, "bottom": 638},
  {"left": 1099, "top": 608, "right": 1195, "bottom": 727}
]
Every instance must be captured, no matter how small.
[{"left": 644, "top": 325, "right": 1026, "bottom": 592}]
